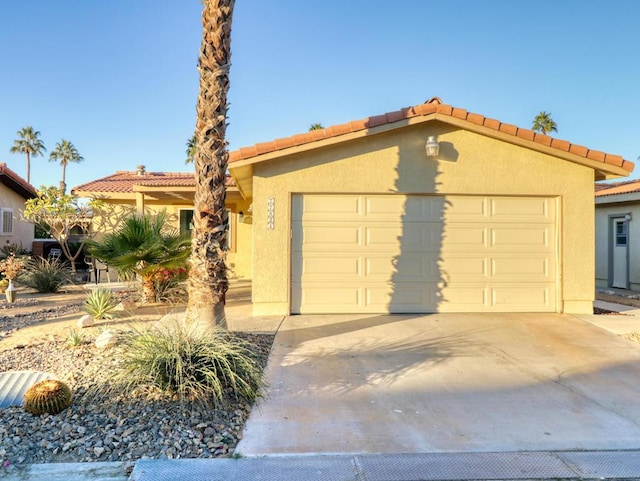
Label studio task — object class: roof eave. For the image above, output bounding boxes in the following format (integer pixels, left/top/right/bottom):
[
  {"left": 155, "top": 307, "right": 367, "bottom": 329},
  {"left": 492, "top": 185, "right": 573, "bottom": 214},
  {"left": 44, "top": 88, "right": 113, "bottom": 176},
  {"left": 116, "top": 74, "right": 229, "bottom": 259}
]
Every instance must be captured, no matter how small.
[{"left": 228, "top": 114, "right": 632, "bottom": 195}]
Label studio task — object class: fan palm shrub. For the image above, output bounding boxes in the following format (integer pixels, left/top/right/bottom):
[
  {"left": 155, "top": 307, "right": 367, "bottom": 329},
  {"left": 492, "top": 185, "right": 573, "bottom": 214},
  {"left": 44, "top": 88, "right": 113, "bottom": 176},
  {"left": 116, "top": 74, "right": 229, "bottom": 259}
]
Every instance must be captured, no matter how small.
[{"left": 87, "top": 211, "right": 190, "bottom": 303}]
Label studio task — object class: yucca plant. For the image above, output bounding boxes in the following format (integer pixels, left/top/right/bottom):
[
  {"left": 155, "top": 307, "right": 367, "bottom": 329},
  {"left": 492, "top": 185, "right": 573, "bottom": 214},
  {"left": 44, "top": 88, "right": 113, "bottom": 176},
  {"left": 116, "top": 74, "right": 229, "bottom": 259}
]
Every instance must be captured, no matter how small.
[
  {"left": 19, "top": 256, "right": 73, "bottom": 293},
  {"left": 84, "top": 287, "right": 119, "bottom": 320},
  {"left": 97, "top": 323, "right": 262, "bottom": 408}
]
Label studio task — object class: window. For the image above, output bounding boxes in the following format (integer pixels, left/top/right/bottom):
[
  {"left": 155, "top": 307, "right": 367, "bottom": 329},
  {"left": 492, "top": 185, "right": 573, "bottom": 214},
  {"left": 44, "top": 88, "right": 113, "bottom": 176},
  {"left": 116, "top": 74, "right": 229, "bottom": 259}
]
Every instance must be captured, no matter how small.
[
  {"left": 179, "top": 208, "right": 233, "bottom": 251},
  {"left": 616, "top": 221, "right": 628, "bottom": 246},
  {"left": 179, "top": 209, "right": 194, "bottom": 237},
  {"left": 0, "top": 208, "right": 13, "bottom": 235}
]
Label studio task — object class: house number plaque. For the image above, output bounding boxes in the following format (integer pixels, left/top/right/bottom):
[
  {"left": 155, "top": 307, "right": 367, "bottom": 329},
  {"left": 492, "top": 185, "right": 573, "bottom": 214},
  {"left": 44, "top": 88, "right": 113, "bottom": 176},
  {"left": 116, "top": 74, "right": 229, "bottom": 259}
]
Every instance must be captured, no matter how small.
[{"left": 267, "top": 197, "right": 275, "bottom": 230}]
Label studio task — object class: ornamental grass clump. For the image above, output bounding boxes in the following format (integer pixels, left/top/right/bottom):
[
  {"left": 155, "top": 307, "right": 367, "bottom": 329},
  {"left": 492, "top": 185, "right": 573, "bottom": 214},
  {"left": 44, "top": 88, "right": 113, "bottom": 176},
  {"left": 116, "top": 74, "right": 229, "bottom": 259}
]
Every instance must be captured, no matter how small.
[
  {"left": 99, "top": 324, "right": 262, "bottom": 408},
  {"left": 20, "top": 256, "right": 73, "bottom": 293},
  {"left": 84, "top": 287, "right": 119, "bottom": 319}
]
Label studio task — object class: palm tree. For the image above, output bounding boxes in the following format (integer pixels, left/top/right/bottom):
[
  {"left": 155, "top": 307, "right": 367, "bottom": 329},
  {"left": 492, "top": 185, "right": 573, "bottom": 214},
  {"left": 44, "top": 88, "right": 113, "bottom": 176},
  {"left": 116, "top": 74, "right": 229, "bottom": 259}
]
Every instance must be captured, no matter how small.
[
  {"left": 87, "top": 211, "right": 191, "bottom": 303},
  {"left": 185, "top": 0, "right": 234, "bottom": 329},
  {"left": 49, "top": 140, "right": 83, "bottom": 193},
  {"left": 309, "top": 123, "right": 324, "bottom": 131},
  {"left": 10, "top": 126, "right": 46, "bottom": 184},
  {"left": 185, "top": 134, "right": 197, "bottom": 164},
  {"left": 532, "top": 111, "right": 558, "bottom": 135}
]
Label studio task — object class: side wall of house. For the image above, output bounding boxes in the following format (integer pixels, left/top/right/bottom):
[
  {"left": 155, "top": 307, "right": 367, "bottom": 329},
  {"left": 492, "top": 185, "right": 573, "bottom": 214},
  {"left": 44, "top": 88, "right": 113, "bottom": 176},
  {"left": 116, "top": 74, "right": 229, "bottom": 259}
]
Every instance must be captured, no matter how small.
[
  {"left": 250, "top": 123, "right": 595, "bottom": 315},
  {"left": 595, "top": 202, "right": 640, "bottom": 290},
  {"left": 0, "top": 184, "right": 34, "bottom": 251}
]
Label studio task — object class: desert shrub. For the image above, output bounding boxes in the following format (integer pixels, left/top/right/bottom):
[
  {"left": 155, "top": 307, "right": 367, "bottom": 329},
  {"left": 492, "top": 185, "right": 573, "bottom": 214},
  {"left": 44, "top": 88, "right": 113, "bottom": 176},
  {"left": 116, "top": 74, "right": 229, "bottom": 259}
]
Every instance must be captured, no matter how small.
[
  {"left": 98, "top": 324, "right": 262, "bottom": 408},
  {"left": 20, "top": 256, "right": 73, "bottom": 293},
  {"left": 84, "top": 287, "right": 119, "bottom": 319},
  {"left": 23, "top": 379, "right": 73, "bottom": 416},
  {"left": 66, "top": 328, "right": 88, "bottom": 347}
]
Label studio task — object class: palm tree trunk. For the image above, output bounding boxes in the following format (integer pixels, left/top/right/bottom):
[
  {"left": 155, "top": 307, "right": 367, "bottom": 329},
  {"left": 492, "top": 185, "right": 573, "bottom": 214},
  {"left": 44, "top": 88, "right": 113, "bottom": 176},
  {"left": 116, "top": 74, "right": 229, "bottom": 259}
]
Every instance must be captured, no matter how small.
[
  {"left": 26, "top": 151, "right": 31, "bottom": 184},
  {"left": 185, "top": 0, "right": 234, "bottom": 330}
]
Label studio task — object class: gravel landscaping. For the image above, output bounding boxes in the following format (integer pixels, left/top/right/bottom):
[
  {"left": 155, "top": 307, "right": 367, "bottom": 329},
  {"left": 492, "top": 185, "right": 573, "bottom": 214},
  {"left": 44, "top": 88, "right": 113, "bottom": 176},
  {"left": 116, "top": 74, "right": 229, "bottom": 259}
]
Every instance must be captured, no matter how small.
[{"left": 0, "top": 305, "right": 274, "bottom": 468}]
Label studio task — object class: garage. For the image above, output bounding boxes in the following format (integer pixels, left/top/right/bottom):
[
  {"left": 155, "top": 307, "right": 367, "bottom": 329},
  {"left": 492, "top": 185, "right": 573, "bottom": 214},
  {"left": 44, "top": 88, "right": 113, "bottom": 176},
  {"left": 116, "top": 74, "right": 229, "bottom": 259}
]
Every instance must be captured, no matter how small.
[
  {"left": 291, "top": 194, "right": 557, "bottom": 314},
  {"left": 228, "top": 98, "right": 632, "bottom": 316}
]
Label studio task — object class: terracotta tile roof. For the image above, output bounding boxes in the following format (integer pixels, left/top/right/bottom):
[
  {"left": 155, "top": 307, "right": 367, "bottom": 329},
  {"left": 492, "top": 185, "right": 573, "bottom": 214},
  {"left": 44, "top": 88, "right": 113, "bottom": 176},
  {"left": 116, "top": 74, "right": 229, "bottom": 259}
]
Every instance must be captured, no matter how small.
[
  {"left": 229, "top": 97, "right": 634, "bottom": 174},
  {"left": 72, "top": 169, "right": 234, "bottom": 194},
  {"left": 0, "top": 162, "right": 37, "bottom": 199},
  {"left": 595, "top": 179, "right": 640, "bottom": 197}
]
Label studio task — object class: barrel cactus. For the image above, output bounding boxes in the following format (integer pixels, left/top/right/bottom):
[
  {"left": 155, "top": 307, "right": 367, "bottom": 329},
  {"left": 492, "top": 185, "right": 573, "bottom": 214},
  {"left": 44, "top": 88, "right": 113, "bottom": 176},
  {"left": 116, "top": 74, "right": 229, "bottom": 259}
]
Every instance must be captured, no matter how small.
[{"left": 23, "top": 379, "right": 73, "bottom": 416}]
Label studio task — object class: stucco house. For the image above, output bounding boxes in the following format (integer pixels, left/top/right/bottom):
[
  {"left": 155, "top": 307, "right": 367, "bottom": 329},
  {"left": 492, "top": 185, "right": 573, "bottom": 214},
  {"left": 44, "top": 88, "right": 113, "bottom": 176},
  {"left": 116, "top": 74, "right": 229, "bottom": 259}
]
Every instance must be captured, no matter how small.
[
  {"left": 227, "top": 97, "right": 632, "bottom": 316},
  {"left": 71, "top": 166, "right": 252, "bottom": 279},
  {"left": 595, "top": 180, "right": 640, "bottom": 291},
  {"left": 0, "top": 163, "right": 36, "bottom": 252}
]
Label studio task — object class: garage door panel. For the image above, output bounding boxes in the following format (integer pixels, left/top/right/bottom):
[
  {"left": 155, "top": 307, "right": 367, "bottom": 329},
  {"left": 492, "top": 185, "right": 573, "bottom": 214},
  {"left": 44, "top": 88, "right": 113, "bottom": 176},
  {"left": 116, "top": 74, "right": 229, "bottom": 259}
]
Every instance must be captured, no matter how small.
[
  {"left": 291, "top": 194, "right": 558, "bottom": 314},
  {"left": 293, "top": 222, "right": 362, "bottom": 249},
  {"left": 491, "top": 257, "right": 552, "bottom": 279},
  {"left": 490, "top": 197, "right": 554, "bottom": 223},
  {"left": 296, "top": 195, "right": 362, "bottom": 219},
  {"left": 491, "top": 286, "right": 552, "bottom": 311},
  {"left": 491, "top": 226, "right": 551, "bottom": 249},
  {"left": 367, "top": 224, "right": 442, "bottom": 252}
]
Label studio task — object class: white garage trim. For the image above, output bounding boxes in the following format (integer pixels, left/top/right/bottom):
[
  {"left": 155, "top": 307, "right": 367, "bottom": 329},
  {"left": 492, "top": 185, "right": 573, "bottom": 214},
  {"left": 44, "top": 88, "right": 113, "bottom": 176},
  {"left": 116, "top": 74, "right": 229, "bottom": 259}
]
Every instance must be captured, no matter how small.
[{"left": 291, "top": 194, "right": 558, "bottom": 314}]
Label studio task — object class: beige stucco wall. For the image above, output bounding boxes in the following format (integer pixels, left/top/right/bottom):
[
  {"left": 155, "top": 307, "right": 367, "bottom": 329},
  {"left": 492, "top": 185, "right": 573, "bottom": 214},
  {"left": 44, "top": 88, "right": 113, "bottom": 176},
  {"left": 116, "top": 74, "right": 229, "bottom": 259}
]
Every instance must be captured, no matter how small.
[
  {"left": 0, "top": 184, "right": 34, "bottom": 251},
  {"left": 595, "top": 202, "right": 640, "bottom": 290},
  {"left": 249, "top": 122, "right": 596, "bottom": 315}
]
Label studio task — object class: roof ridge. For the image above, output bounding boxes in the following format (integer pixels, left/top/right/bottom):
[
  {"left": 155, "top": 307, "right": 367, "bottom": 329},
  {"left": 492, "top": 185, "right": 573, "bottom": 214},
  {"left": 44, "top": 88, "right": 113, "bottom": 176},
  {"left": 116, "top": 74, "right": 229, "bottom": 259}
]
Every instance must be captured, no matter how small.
[{"left": 228, "top": 98, "right": 634, "bottom": 174}]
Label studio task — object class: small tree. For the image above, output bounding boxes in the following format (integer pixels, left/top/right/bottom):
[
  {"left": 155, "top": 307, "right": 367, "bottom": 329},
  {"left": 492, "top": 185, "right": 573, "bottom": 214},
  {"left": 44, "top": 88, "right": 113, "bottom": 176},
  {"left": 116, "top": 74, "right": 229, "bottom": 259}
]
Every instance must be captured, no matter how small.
[
  {"left": 309, "top": 123, "right": 324, "bottom": 131},
  {"left": 22, "top": 187, "right": 129, "bottom": 274}
]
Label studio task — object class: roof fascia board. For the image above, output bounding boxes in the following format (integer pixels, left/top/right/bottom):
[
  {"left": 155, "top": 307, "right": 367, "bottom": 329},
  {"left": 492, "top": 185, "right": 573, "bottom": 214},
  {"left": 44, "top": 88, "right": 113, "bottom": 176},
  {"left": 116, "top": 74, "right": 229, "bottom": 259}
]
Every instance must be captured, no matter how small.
[{"left": 596, "top": 192, "right": 640, "bottom": 205}]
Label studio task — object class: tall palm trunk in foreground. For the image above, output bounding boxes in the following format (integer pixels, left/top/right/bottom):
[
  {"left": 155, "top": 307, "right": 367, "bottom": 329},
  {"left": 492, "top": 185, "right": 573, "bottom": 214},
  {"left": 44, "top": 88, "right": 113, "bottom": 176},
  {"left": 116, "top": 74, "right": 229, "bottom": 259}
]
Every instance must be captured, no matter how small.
[{"left": 185, "top": 0, "right": 234, "bottom": 329}]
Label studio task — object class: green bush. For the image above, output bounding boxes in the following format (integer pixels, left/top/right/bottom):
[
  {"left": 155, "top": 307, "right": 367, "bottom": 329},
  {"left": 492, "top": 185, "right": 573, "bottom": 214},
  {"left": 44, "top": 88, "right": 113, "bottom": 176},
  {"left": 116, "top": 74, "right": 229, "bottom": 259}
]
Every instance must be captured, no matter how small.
[
  {"left": 99, "top": 324, "right": 262, "bottom": 407},
  {"left": 20, "top": 256, "right": 73, "bottom": 293},
  {"left": 84, "top": 287, "right": 119, "bottom": 319}
]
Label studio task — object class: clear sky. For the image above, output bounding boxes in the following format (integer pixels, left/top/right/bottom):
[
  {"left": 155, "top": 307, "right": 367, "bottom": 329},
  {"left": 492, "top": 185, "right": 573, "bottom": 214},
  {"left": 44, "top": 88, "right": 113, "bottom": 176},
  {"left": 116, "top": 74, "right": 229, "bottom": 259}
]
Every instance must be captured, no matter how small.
[{"left": 1, "top": 1, "right": 639, "bottom": 192}]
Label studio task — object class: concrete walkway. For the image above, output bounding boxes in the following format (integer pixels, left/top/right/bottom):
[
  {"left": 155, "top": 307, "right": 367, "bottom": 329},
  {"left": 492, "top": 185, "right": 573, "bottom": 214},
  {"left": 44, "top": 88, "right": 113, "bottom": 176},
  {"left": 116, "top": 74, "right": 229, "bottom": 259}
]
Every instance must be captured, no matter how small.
[{"left": 238, "top": 313, "right": 640, "bottom": 455}]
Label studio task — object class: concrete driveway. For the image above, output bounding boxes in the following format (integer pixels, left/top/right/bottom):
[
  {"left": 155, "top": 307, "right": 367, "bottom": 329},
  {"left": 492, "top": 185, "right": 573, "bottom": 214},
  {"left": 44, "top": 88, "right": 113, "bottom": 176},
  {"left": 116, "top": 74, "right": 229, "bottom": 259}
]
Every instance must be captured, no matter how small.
[{"left": 237, "top": 313, "right": 640, "bottom": 455}]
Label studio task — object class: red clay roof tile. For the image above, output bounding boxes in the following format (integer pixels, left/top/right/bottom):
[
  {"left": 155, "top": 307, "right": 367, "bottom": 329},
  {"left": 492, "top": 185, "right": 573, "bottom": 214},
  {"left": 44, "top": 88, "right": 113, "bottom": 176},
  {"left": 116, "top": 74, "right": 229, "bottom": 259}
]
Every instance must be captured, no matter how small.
[
  {"left": 550, "top": 139, "right": 570, "bottom": 151},
  {"left": 499, "top": 123, "right": 518, "bottom": 135},
  {"left": 516, "top": 128, "right": 535, "bottom": 141},
  {"left": 595, "top": 179, "right": 640, "bottom": 197},
  {"left": 586, "top": 150, "right": 606, "bottom": 162},
  {"left": 71, "top": 170, "right": 235, "bottom": 195},
  {"left": 227, "top": 98, "right": 633, "bottom": 175}
]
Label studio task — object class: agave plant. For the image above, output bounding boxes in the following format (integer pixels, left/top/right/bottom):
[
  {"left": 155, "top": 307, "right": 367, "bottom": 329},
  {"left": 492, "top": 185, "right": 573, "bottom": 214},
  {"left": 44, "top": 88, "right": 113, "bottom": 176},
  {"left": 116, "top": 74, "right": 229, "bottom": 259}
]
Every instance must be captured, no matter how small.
[{"left": 84, "top": 287, "right": 119, "bottom": 320}]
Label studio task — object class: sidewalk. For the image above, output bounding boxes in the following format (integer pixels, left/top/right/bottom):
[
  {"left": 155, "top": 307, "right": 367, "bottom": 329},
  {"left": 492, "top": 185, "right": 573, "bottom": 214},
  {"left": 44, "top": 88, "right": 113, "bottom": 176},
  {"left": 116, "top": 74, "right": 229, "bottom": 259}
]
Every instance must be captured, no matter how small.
[{"left": 8, "top": 450, "right": 640, "bottom": 481}]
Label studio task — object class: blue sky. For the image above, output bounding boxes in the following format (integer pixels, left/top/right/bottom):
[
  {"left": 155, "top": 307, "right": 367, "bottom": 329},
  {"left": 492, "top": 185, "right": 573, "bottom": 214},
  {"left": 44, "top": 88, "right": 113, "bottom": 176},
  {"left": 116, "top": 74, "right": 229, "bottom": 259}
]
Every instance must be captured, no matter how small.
[{"left": 1, "top": 1, "right": 639, "bottom": 191}]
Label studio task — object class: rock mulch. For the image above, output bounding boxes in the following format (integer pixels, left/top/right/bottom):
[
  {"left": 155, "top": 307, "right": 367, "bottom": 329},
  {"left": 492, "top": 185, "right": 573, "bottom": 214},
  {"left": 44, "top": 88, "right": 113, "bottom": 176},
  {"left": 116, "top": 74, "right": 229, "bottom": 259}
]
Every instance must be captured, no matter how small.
[
  {"left": 0, "top": 298, "right": 84, "bottom": 340},
  {"left": 0, "top": 331, "right": 274, "bottom": 470}
]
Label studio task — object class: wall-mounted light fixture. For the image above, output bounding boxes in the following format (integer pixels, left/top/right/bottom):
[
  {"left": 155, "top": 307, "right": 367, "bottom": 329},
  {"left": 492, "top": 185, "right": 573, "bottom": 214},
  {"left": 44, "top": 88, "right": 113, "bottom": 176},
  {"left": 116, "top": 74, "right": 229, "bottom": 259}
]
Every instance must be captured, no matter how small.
[
  {"left": 625, "top": 213, "right": 632, "bottom": 221},
  {"left": 425, "top": 135, "right": 439, "bottom": 157},
  {"left": 239, "top": 211, "right": 244, "bottom": 222}
]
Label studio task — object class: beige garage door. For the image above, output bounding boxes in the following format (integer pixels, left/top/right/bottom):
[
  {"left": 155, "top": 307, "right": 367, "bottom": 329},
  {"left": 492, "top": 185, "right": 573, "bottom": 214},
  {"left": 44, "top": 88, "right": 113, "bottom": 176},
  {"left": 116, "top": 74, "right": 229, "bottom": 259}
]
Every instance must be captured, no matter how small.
[{"left": 291, "top": 194, "right": 558, "bottom": 314}]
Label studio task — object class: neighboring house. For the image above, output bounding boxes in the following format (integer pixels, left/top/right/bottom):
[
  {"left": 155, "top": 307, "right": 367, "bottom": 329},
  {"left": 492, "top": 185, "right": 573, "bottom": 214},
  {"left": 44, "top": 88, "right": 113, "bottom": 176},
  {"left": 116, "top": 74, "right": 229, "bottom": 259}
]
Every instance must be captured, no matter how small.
[
  {"left": 595, "top": 180, "right": 640, "bottom": 290},
  {"left": 227, "top": 97, "right": 632, "bottom": 316},
  {"left": 0, "top": 163, "right": 36, "bottom": 252},
  {"left": 71, "top": 165, "right": 252, "bottom": 279}
]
